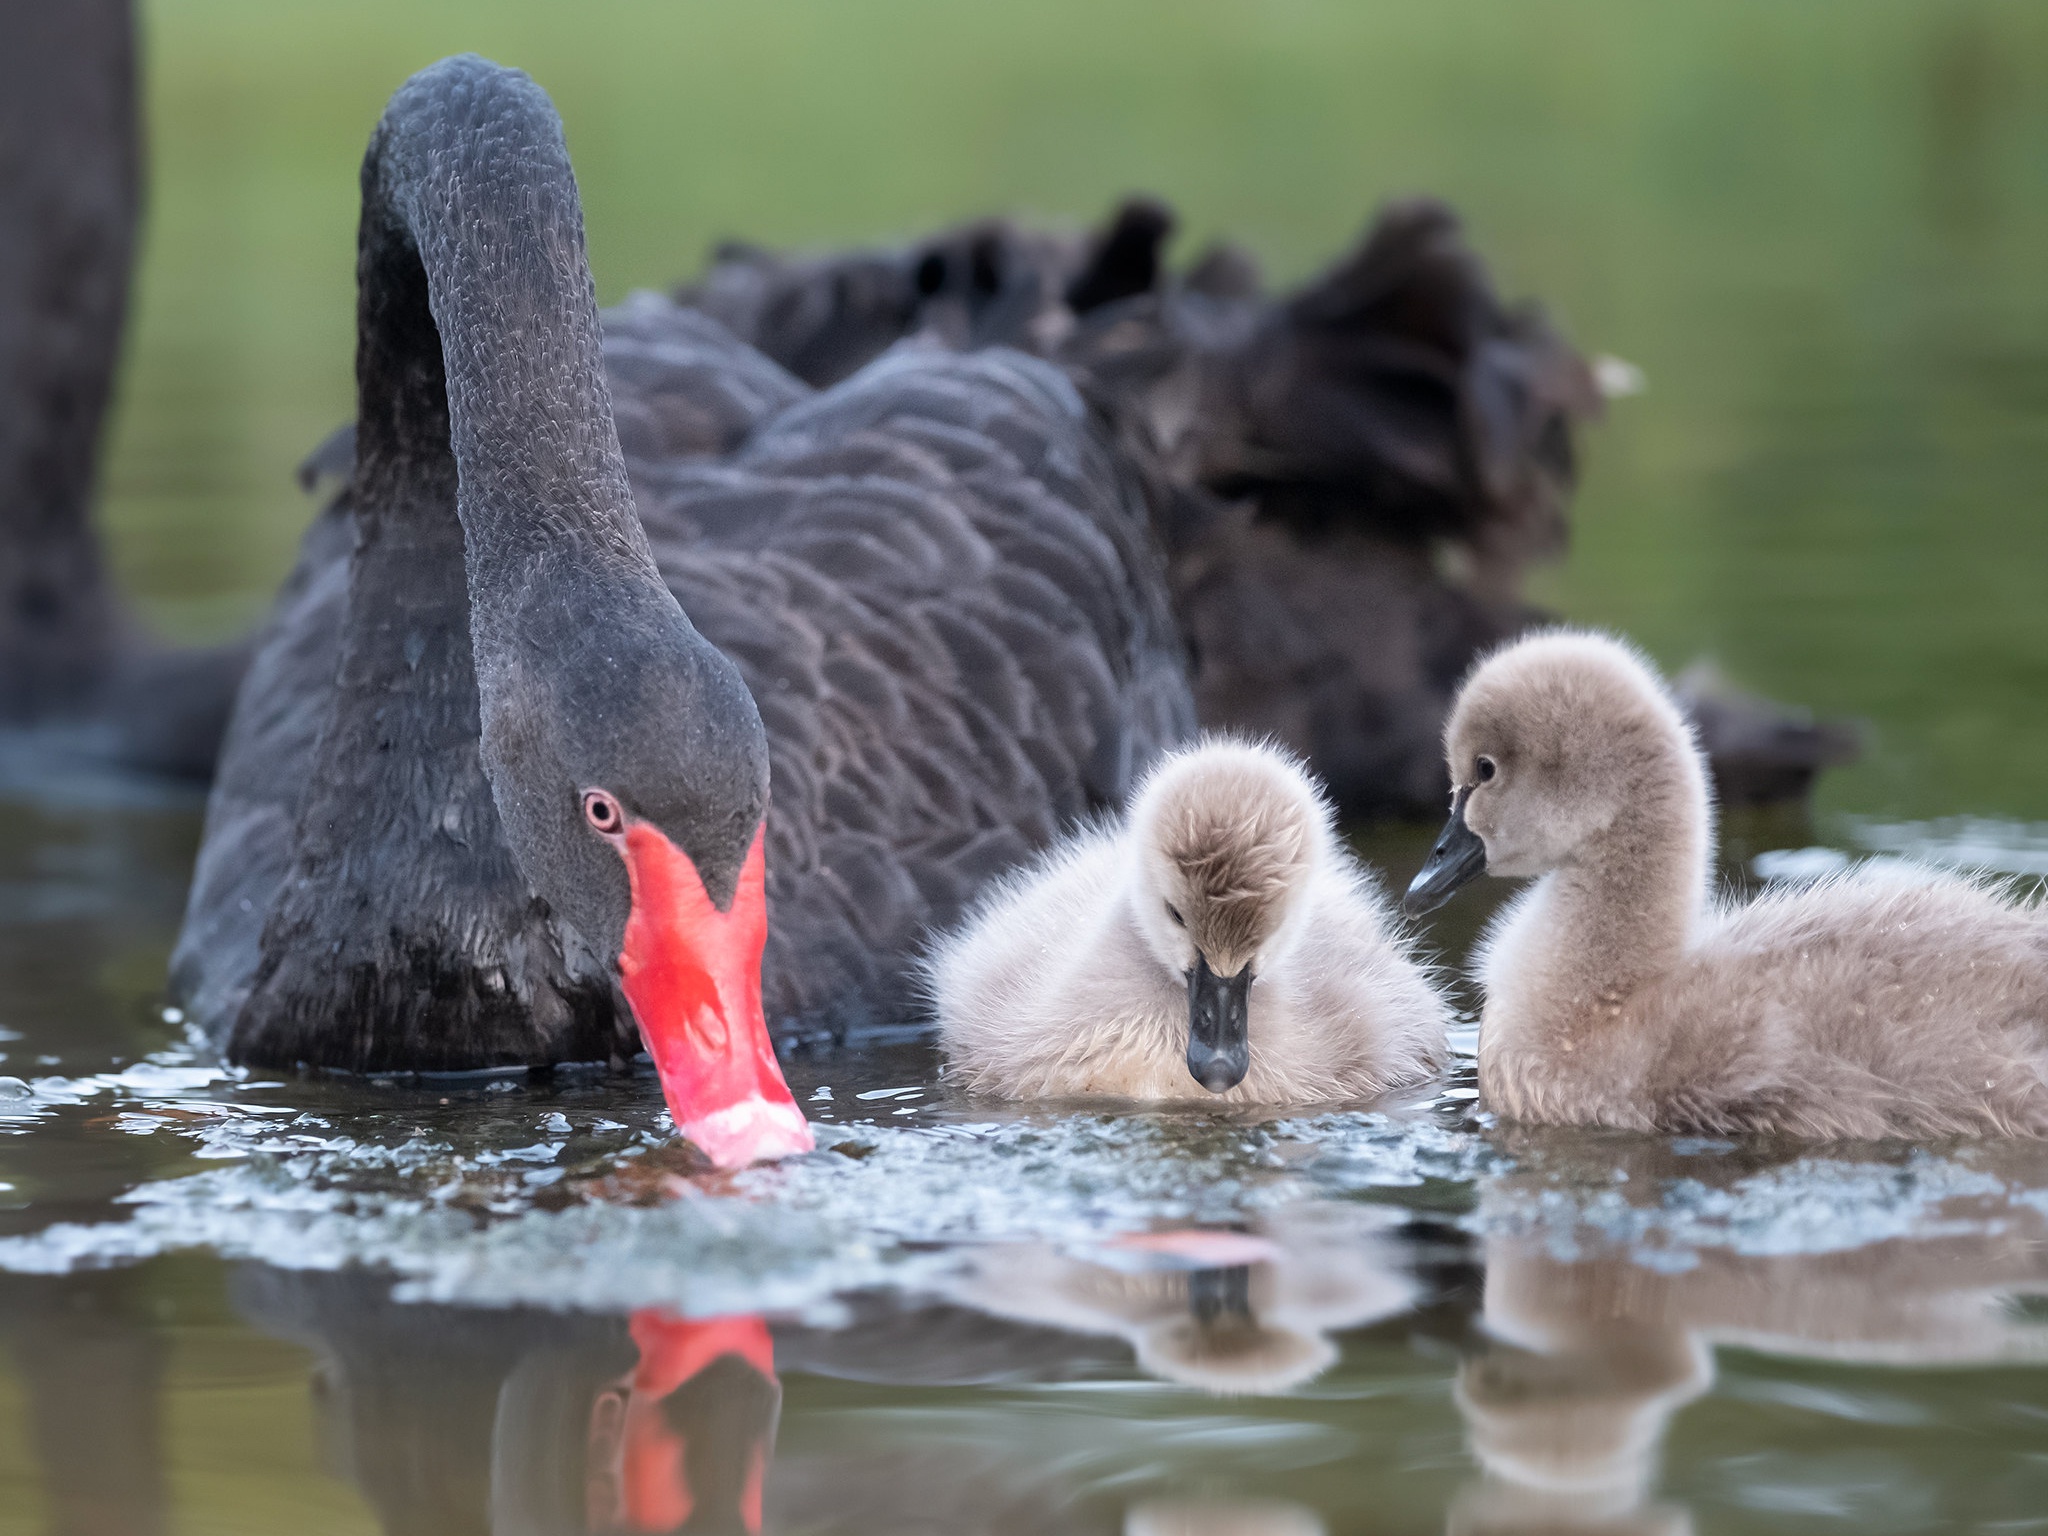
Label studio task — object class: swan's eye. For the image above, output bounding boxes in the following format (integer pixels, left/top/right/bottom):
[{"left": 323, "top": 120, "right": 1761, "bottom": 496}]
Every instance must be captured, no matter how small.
[
  {"left": 582, "top": 789, "right": 624, "bottom": 834},
  {"left": 1166, "top": 904, "right": 1186, "bottom": 928},
  {"left": 1475, "top": 756, "right": 1498, "bottom": 784}
]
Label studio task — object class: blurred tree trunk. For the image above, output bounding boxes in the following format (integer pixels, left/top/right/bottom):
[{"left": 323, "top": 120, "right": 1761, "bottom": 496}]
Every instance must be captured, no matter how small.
[{"left": 0, "top": 0, "right": 137, "bottom": 719}]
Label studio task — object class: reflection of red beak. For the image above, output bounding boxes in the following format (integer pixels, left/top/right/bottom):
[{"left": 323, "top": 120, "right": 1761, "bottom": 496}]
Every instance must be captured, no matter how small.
[
  {"left": 604, "top": 1311, "right": 777, "bottom": 1535},
  {"left": 617, "top": 822, "right": 812, "bottom": 1168}
]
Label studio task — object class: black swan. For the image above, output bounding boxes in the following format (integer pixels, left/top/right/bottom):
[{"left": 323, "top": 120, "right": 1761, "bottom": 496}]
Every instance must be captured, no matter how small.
[
  {"left": 169, "top": 56, "right": 1192, "bottom": 1164},
  {"left": 0, "top": 0, "right": 247, "bottom": 780},
  {"left": 682, "top": 199, "right": 1859, "bottom": 814}
]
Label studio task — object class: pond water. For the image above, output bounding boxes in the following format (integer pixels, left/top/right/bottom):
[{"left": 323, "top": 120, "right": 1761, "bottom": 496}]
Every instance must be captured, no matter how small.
[
  {"left": 3, "top": 791, "right": 2048, "bottom": 1535},
  {"left": 10, "top": 0, "right": 2048, "bottom": 1530}
]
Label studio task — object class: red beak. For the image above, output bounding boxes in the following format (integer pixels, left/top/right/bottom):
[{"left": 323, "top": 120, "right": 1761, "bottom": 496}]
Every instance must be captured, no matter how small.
[{"left": 616, "top": 822, "right": 812, "bottom": 1168}]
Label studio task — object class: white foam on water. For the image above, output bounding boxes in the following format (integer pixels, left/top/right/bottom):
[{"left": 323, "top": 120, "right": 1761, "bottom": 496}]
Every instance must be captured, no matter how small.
[
  {"left": 1471, "top": 1146, "right": 2030, "bottom": 1271},
  {"left": 1752, "top": 846, "right": 1852, "bottom": 884},
  {"left": 0, "top": 1088, "right": 1492, "bottom": 1313},
  {"left": 5, "top": 1037, "right": 2048, "bottom": 1314},
  {"left": 0, "top": 1050, "right": 259, "bottom": 1134}
]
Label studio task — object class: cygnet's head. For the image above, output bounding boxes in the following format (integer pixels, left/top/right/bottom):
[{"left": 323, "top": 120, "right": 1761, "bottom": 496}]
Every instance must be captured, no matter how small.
[
  {"left": 1404, "top": 631, "right": 1708, "bottom": 915},
  {"left": 1126, "top": 740, "right": 1331, "bottom": 1093}
]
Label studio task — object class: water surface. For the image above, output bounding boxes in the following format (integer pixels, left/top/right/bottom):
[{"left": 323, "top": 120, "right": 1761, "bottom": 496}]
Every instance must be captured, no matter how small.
[{"left": 4, "top": 798, "right": 2048, "bottom": 1534}]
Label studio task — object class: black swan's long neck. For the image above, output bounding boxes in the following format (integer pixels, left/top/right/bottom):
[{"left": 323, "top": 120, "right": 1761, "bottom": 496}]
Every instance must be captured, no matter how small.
[
  {"left": 226, "top": 58, "right": 671, "bottom": 1070},
  {"left": 229, "top": 56, "right": 771, "bottom": 1073},
  {"left": 354, "top": 56, "right": 667, "bottom": 648},
  {"left": 354, "top": 58, "right": 767, "bottom": 907}
]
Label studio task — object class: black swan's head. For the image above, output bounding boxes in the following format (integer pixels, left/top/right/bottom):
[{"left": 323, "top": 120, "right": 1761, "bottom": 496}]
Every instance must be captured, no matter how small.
[
  {"left": 477, "top": 575, "right": 804, "bottom": 1169},
  {"left": 363, "top": 55, "right": 808, "bottom": 1165}
]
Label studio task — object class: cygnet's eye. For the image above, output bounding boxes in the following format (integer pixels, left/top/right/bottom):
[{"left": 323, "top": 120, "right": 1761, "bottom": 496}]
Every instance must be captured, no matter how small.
[
  {"left": 582, "top": 789, "right": 625, "bottom": 835},
  {"left": 1475, "top": 756, "right": 1498, "bottom": 784},
  {"left": 1166, "top": 904, "right": 1186, "bottom": 929}
]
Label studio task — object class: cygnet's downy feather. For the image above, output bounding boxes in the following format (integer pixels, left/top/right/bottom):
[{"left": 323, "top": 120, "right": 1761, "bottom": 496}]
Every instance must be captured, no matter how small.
[{"left": 927, "top": 738, "right": 1451, "bottom": 1102}]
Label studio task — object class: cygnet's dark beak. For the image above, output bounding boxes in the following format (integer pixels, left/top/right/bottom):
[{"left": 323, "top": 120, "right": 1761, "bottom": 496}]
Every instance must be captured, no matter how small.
[
  {"left": 1403, "top": 786, "right": 1488, "bottom": 917},
  {"left": 1187, "top": 953, "right": 1252, "bottom": 1093}
]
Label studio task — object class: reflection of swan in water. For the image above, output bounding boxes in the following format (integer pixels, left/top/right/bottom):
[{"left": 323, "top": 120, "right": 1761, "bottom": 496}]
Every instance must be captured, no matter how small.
[
  {"left": 1452, "top": 1274, "right": 1705, "bottom": 1536},
  {"left": 231, "top": 1267, "right": 781, "bottom": 1536},
  {"left": 945, "top": 1201, "right": 1419, "bottom": 1395},
  {"left": 1450, "top": 1174, "right": 2048, "bottom": 1536},
  {"left": 230, "top": 1262, "right": 1364, "bottom": 1533}
]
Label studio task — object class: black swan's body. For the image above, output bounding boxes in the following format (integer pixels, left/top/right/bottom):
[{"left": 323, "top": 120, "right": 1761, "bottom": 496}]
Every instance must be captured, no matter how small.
[
  {"left": 0, "top": 0, "right": 247, "bottom": 779},
  {"left": 171, "top": 59, "right": 1191, "bottom": 1143}
]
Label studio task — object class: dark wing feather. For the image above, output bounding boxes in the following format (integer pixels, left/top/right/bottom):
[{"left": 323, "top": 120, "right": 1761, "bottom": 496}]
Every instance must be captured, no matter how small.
[
  {"left": 671, "top": 201, "right": 1616, "bottom": 819},
  {"left": 602, "top": 292, "right": 810, "bottom": 470},
  {"left": 1188, "top": 198, "right": 1604, "bottom": 585},
  {"left": 679, "top": 202, "right": 1853, "bottom": 816},
  {"left": 676, "top": 218, "right": 1088, "bottom": 388}
]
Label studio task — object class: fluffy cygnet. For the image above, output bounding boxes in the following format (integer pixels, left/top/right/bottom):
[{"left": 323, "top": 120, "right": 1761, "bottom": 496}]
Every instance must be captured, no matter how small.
[
  {"left": 1405, "top": 629, "right": 2048, "bottom": 1139},
  {"left": 928, "top": 738, "right": 1450, "bottom": 1101}
]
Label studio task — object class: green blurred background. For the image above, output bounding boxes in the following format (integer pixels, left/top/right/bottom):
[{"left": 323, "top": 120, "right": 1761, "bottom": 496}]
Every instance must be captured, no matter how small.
[{"left": 101, "top": 0, "right": 2048, "bottom": 820}]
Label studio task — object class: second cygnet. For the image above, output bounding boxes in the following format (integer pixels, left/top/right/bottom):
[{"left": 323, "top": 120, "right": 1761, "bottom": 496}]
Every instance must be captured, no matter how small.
[
  {"left": 927, "top": 738, "right": 1450, "bottom": 1101},
  {"left": 1404, "top": 628, "right": 2048, "bottom": 1139}
]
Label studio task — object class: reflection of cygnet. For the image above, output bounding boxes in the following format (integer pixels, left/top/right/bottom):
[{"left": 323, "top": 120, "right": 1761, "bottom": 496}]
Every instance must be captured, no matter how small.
[
  {"left": 1449, "top": 1253, "right": 1714, "bottom": 1536},
  {"left": 947, "top": 1203, "right": 1416, "bottom": 1396},
  {"left": 929, "top": 738, "right": 1449, "bottom": 1101},
  {"left": 1455, "top": 1325, "right": 1709, "bottom": 1500},
  {"left": 1126, "top": 1497, "right": 1327, "bottom": 1536},
  {"left": 1450, "top": 1197, "right": 2048, "bottom": 1536}
]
